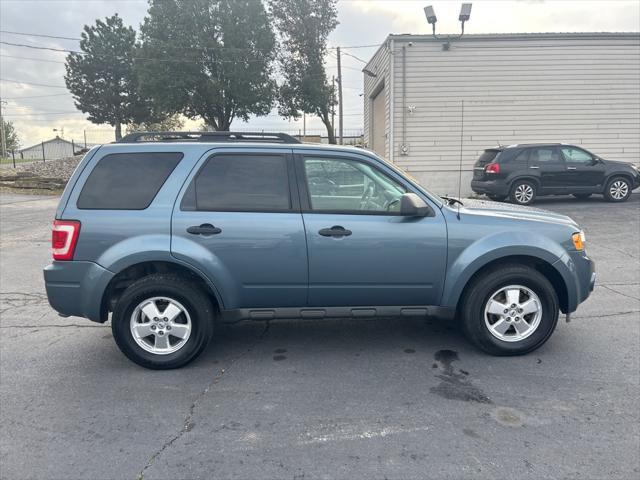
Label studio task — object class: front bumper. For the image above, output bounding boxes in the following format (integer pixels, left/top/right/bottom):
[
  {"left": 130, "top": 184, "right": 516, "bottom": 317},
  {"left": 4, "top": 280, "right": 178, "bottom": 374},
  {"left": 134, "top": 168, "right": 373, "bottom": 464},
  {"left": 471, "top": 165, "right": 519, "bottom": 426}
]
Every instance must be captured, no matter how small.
[
  {"left": 556, "top": 250, "right": 595, "bottom": 313},
  {"left": 471, "top": 179, "right": 509, "bottom": 196},
  {"left": 44, "top": 261, "right": 114, "bottom": 323}
]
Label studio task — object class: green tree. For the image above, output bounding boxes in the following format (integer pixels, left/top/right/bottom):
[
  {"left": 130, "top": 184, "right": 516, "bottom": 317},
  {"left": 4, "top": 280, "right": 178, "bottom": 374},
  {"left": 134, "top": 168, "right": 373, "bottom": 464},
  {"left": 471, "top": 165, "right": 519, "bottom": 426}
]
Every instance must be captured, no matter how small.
[
  {"left": 126, "top": 114, "right": 185, "bottom": 134},
  {"left": 65, "top": 14, "right": 158, "bottom": 140},
  {"left": 1, "top": 117, "right": 20, "bottom": 152},
  {"left": 269, "top": 0, "right": 338, "bottom": 143},
  {"left": 137, "top": 0, "right": 277, "bottom": 131}
]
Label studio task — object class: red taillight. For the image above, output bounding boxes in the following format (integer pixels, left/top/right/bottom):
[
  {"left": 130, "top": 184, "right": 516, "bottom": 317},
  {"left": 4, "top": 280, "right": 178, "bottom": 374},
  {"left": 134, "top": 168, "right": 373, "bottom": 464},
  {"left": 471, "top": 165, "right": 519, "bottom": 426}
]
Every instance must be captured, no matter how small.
[
  {"left": 52, "top": 220, "right": 81, "bottom": 261},
  {"left": 485, "top": 163, "right": 500, "bottom": 174}
]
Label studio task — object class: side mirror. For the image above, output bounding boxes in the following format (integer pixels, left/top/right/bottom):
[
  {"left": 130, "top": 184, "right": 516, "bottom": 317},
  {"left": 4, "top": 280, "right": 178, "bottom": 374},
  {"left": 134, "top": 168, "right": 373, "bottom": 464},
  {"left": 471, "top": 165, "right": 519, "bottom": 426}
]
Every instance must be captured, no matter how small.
[{"left": 400, "top": 193, "right": 431, "bottom": 217}]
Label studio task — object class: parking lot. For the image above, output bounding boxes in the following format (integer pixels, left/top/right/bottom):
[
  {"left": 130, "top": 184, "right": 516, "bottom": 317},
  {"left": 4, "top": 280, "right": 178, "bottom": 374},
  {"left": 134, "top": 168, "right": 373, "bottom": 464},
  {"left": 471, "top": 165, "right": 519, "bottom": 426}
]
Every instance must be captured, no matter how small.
[{"left": 0, "top": 192, "right": 638, "bottom": 480}]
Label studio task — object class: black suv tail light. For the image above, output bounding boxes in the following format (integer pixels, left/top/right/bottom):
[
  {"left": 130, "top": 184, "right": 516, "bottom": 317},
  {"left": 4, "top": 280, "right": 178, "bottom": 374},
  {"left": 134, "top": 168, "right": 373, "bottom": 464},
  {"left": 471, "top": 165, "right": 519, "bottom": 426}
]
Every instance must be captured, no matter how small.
[{"left": 485, "top": 163, "right": 500, "bottom": 174}]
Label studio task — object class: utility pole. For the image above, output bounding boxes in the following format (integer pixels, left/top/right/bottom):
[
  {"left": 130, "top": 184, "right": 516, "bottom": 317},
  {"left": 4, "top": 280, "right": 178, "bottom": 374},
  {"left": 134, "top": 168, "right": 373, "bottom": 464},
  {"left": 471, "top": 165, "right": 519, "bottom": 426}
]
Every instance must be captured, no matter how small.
[
  {"left": 331, "top": 75, "right": 336, "bottom": 143},
  {"left": 0, "top": 98, "right": 7, "bottom": 160},
  {"left": 336, "top": 46, "right": 344, "bottom": 145},
  {"left": 303, "top": 112, "right": 306, "bottom": 141}
]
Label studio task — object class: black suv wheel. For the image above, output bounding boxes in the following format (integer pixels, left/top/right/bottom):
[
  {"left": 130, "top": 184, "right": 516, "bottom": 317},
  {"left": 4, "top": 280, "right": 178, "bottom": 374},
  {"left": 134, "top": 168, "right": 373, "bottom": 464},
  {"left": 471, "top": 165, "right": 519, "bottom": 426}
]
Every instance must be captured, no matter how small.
[
  {"left": 112, "top": 273, "right": 214, "bottom": 369},
  {"left": 460, "top": 265, "right": 559, "bottom": 355},
  {"left": 603, "top": 176, "right": 632, "bottom": 202},
  {"left": 510, "top": 180, "right": 537, "bottom": 205}
]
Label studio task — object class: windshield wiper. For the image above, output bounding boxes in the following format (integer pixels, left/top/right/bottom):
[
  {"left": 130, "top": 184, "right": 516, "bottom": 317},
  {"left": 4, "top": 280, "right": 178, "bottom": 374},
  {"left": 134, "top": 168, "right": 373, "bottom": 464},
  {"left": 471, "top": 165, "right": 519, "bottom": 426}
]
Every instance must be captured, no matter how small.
[{"left": 440, "top": 196, "right": 464, "bottom": 206}]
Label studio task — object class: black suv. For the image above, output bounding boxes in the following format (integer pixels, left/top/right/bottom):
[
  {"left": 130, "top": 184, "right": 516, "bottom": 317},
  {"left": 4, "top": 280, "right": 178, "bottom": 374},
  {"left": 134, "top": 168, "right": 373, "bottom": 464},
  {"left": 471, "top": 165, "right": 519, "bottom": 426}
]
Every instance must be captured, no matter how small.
[{"left": 471, "top": 143, "right": 640, "bottom": 205}]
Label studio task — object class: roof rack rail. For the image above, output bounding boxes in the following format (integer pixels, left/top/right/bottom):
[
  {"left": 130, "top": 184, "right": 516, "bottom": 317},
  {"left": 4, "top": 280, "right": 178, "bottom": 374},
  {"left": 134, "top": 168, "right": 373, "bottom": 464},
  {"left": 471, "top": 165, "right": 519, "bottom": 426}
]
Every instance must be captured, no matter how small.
[{"left": 117, "top": 131, "right": 301, "bottom": 144}]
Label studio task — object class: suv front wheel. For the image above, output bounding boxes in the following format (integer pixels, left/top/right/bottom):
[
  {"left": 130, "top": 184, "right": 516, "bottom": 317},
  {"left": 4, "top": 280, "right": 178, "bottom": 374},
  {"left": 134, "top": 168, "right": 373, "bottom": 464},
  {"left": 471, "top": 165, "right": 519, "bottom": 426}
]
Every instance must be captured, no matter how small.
[
  {"left": 460, "top": 265, "right": 559, "bottom": 355},
  {"left": 112, "top": 273, "right": 214, "bottom": 369}
]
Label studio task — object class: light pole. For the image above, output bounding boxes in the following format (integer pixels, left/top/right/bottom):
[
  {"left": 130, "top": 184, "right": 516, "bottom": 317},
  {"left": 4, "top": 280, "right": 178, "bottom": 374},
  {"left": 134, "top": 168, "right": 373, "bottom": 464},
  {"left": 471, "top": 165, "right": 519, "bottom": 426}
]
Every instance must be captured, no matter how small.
[{"left": 424, "top": 3, "right": 472, "bottom": 50}]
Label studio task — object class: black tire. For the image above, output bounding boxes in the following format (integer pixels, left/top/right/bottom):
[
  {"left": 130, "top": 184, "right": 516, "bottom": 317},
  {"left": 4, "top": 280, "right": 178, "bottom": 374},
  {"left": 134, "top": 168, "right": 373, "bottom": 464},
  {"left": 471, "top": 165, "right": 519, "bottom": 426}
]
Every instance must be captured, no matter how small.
[
  {"left": 572, "top": 193, "right": 592, "bottom": 200},
  {"left": 487, "top": 194, "right": 507, "bottom": 202},
  {"left": 112, "top": 273, "right": 214, "bottom": 369},
  {"left": 460, "top": 264, "right": 559, "bottom": 356},
  {"left": 509, "top": 180, "right": 537, "bottom": 205},
  {"left": 603, "top": 176, "right": 632, "bottom": 202}
]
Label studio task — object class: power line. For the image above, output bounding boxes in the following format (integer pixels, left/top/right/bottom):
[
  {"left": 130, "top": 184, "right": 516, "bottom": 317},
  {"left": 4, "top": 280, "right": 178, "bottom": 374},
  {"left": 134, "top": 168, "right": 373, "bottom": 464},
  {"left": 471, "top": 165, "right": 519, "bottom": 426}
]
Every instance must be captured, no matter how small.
[
  {"left": 0, "top": 30, "right": 80, "bottom": 41},
  {"left": 0, "top": 78, "right": 67, "bottom": 88},
  {"left": 341, "top": 51, "right": 368, "bottom": 64},
  {"left": 1, "top": 28, "right": 381, "bottom": 50},
  {"left": 3, "top": 93, "right": 70, "bottom": 100},
  {"left": 1, "top": 54, "right": 65, "bottom": 64},
  {"left": 0, "top": 40, "right": 78, "bottom": 53}
]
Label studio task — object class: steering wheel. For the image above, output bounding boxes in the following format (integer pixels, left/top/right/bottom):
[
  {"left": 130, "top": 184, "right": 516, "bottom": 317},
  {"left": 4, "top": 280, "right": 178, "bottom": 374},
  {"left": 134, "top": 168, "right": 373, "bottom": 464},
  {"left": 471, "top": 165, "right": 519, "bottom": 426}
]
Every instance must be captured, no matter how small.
[
  {"left": 385, "top": 197, "right": 401, "bottom": 211},
  {"left": 360, "top": 181, "right": 377, "bottom": 210}
]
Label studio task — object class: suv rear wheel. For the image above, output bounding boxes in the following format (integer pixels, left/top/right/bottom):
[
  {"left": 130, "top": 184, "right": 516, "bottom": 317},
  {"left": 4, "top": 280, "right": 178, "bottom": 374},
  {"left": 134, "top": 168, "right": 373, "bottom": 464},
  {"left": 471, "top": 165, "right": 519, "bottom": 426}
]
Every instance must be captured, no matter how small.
[
  {"left": 112, "top": 273, "right": 214, "bottom": 369},
  {"left": 460, "top": 265, "right": 559, "bottom": 355},
  {"left": 510, "top": 180, "right": 537, "bottom": 205},
  {"left": 603, "top": 176, "right": 631, "bottom": 202}
]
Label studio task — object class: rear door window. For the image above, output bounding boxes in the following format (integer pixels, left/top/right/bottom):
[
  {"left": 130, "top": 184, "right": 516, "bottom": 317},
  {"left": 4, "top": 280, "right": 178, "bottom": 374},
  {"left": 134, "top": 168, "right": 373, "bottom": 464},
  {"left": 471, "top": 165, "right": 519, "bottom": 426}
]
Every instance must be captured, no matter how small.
[
  {"left": 77, "top": 152, "right": 183, "bottom": 210},
  {"left": 529, "top": 147, "right": 562, "bottom": 164},
  {"left": 182, "top": 154, "right": 292, "bottom": 211}
]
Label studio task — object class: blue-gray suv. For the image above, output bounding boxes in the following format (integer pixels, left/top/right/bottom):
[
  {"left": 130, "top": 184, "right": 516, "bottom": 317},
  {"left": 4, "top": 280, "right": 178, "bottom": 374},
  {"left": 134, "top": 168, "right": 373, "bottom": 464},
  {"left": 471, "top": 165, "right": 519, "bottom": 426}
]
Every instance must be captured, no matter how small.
[{"left": 44, "top": 132, "right": 595, "bottom": 369}]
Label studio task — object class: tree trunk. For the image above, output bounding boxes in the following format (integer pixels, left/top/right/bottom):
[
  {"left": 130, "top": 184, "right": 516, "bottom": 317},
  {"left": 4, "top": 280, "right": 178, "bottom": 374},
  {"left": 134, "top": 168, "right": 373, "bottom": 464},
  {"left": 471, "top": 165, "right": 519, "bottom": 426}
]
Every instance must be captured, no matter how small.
[
  {"left": 114, "top": 122, "right": 122, "bottom": 141},
  {"left": 320, "top": 113, "right": 335, "bottom": 144}
]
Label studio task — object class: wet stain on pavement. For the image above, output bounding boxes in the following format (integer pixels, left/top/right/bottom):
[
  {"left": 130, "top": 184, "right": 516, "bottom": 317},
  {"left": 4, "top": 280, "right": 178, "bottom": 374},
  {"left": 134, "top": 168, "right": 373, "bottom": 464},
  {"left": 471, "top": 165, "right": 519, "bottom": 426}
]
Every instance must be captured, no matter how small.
[
  {"left": 273, "top": 355, "right": 287, "bottom": 361},
  {"left": 404, "top": 348, "right": 416, "bottom": 354},
  {"left": 491, "top": 407, "right": 524, "bottom": 427},
  {"left": 430, "top": 349, "right": 492, "bottom": 404},
  {"left": 462, "top": 428, "right": 481, "bottom": 439},
  {"left": 274, "top": 348, "right": 287, "bottom": 354}
]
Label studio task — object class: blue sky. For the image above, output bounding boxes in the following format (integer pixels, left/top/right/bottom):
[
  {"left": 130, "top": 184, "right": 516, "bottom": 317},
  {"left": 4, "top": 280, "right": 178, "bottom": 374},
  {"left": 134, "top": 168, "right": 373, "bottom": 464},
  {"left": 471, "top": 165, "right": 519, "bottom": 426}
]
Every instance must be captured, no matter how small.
[{"left": 1, "top": 0, "right": 639, "bottom": 146}]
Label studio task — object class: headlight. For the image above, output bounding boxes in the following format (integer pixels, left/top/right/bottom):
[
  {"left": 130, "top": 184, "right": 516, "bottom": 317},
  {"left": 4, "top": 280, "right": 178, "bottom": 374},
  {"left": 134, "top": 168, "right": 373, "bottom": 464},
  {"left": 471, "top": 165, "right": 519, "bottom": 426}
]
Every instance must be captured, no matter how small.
[
  {"left": 572, "top": 230, "right": 586, "bottom": 251},
  {"left": 630, "top": 164, "right": 639, "bottom": 172}
]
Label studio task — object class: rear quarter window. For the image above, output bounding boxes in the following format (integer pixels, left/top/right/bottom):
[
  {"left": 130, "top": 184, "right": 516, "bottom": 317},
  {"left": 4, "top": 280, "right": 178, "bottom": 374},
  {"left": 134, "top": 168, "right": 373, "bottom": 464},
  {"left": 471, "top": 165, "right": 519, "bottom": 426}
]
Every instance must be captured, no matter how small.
[{"left": 77, "top": 152, "right": 183, "bottom": 210}]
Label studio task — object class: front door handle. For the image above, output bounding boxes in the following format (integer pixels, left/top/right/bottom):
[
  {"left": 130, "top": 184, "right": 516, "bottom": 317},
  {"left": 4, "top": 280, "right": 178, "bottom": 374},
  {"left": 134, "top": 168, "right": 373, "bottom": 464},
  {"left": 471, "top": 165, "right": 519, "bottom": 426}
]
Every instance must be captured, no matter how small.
[
  {"left": 187, "top": 223, "right": 222, "bottom": 235},
  {"left": 567, "top": 166, "right": 577, "bottom": 170},
  {"left": 529, "top": 166, "right": 540, "bottom": 169},
  {"left": 319, "top": 225, "right": 352, "bottom": 237}
]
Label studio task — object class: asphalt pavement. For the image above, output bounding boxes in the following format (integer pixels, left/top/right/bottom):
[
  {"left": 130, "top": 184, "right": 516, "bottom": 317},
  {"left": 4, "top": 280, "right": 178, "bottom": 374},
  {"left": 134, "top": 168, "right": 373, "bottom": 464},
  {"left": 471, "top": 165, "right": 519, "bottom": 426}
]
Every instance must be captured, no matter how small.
[{"left": 1, "top": 192, "right": 638, "bottom": 480}]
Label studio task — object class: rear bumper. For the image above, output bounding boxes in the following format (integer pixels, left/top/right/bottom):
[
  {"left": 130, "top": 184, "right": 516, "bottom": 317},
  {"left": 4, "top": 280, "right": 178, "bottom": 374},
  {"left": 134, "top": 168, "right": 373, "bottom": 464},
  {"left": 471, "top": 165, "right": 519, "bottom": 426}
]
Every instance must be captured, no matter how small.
[
  {"left": 471, "top": 179, "right": 509, "bottom": 196},
  {"left": 44, "top": 261, "right": 114, "bottom": 323}
]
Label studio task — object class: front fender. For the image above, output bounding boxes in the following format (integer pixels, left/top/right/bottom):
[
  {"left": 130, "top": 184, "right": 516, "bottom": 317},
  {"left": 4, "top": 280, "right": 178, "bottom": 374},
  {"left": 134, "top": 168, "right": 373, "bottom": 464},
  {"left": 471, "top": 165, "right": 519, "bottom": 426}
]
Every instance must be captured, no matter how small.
[{"left": 441, "top": 231, "right": 575, "bottom": 310}]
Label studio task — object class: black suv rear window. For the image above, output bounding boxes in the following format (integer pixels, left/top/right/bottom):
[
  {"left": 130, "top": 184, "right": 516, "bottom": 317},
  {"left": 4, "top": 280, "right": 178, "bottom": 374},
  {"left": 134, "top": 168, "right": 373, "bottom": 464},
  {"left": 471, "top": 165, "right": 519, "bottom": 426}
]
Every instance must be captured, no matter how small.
[
  {"left": 181, "top": 154, "right": 291, "bottom": 212},
  {"left": 476, "top": 150, "right": 500, "bottom": 164},
  {"left": 77, "top": 152, "right": 182, "bottom": 210}
]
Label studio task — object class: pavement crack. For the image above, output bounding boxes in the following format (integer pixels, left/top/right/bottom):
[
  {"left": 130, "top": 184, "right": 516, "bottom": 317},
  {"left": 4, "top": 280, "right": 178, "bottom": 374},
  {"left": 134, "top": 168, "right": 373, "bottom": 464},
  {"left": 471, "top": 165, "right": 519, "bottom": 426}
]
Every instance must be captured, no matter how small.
[
  {"left": 572, "top": 309, "right": 640, "bottom": 319},
  {"left": 135, "top": 323, "right": 271, "bottom": 480},
  {"left": 598, "top": 285, "right": 640, "bottom": 302}
]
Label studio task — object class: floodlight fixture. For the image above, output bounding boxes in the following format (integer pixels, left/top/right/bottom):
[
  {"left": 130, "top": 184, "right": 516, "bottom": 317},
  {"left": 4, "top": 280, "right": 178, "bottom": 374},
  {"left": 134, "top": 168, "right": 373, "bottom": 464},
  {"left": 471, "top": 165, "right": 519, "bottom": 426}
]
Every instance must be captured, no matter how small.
[
  {"left": 424, "top": 6, "right": 437, "bottom": 25},
  {"left": 459, "top": 3, "right": 472, "bottom": 22},
  {"left": 425, "top": 3, "right": 472, "bottom": 50}
]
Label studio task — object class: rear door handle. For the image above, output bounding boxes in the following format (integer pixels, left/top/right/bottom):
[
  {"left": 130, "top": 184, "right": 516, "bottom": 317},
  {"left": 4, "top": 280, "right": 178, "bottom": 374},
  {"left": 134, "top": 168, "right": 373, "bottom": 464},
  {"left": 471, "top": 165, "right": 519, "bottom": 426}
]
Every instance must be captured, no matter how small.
[
  {"left": 187, "top": 223, "right": 222, "bottom": 235},
  {"left": 529, "top": 166, "right": 540, "bottom": 169},
  {"left": 319, "top": 226, "right": 352, "bottom": 237},
  {"left": 567, "top": 166, "right": 577, "bottom": 170}
]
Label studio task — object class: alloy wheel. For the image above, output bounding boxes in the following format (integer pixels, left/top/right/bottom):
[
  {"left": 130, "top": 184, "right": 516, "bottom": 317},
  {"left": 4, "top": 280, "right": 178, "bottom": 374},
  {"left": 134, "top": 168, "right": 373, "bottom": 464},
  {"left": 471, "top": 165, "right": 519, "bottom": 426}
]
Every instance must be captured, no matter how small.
[
  {"left": 130, "top": 296, "right": 192, "bottom": 355},
  {"left": 514, "top": 184, "right": 534, "bottom": 204},
  {"left": 484, "top": 285, "right": 543, "bottom": 342},
  {"left": 609, "top": 180, "right": 629, "bottom": 200}
]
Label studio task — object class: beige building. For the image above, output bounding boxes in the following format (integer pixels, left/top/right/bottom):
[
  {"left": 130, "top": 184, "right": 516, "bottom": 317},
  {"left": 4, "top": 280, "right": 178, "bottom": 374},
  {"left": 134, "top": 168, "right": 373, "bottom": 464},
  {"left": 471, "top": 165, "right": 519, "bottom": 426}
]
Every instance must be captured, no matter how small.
[{"left": 363, "top": 32, "right": 640, "bottom": 195}]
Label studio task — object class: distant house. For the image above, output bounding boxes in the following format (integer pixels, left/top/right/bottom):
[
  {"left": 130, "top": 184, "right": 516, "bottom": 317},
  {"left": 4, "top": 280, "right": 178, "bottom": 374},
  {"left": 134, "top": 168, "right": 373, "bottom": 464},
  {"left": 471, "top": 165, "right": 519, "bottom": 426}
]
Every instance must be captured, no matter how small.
[{"left": 18, "top": 136, "right": 78, "bottom": 160}]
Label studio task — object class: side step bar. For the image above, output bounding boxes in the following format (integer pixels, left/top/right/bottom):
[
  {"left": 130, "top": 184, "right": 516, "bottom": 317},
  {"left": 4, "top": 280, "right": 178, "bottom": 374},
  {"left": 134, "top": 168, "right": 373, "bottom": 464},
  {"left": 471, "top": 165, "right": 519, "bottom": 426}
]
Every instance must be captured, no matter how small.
[{"left": 220, "top": 306, "right": 454, "bottom": 323}]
